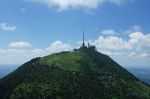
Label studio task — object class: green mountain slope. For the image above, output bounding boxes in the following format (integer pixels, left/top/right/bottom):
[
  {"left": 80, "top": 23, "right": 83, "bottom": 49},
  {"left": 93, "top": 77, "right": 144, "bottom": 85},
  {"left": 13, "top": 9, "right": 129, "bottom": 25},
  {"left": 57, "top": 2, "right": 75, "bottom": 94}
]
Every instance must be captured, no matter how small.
[{"left": 0, "top": 47, "right": 150, "bottom": 99}]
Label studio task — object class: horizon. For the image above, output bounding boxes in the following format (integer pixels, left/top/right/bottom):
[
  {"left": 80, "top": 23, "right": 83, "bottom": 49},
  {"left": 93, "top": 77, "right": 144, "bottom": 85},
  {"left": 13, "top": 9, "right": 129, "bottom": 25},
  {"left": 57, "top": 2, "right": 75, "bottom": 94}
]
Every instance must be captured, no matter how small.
[{"left": 0, "top": 0, "right": 150, "bottom": 68}]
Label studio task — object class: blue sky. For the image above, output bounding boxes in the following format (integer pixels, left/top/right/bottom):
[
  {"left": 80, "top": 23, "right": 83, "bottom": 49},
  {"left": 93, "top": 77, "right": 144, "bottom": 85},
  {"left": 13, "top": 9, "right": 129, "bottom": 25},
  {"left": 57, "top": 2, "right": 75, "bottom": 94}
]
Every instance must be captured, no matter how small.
[{"left": 0, "top": 0, "right": 150, "bottom": 68}]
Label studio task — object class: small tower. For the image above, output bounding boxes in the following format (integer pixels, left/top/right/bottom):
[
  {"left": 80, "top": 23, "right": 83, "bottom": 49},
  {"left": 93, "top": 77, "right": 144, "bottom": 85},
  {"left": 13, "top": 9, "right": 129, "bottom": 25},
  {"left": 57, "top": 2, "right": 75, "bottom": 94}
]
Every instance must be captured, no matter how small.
[
  {"left": 82, "top": 30, "right": 85, "bottom": 47},
  {"left": 88, "top": 43, "right": 90, "bottom": 48}
]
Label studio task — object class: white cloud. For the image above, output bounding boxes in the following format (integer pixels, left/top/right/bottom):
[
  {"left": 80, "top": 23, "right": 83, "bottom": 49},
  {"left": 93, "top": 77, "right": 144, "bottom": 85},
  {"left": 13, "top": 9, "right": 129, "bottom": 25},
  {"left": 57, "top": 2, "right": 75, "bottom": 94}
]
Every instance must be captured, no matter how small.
[
  {"left": 25, "top": 0, "right": 125, "bottom": 11},
  {"left": 0, "top": 40, "right": 72, "bottom": 64},
  {"left": 101, "top": 29, "right": 116, "bottom": 36},
  {"left": 0, "top": 23, "right": 16, "bottom": 31},
  {"left": 0, "top": 49, "right": 47, "bottom": 64},
  {"left": 9, "top": 41, "right": 31, "bottom": 49},
  {"left": 93, "top": 36, "right": 131, "bottom": 50},
  {"left": 87, "top": 28, "right": 150, "bottom": 55},
  {"left": 129, "top": 32, "right": 150, "bottom": 52},
  {"left": 46, "top": 40, "right": 72, "bottom": 53}
]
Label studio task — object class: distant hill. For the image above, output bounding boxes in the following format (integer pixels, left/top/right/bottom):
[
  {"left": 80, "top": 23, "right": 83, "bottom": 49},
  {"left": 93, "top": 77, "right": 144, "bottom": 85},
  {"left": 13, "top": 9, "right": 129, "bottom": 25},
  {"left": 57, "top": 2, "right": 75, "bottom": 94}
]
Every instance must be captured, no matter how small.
[
  {"left": 0, "top": 47, "right": 150, "bottom": 99},
  {"left": 0, "top": 65, "right": 19, "bottom": 79},
  {"left": 128, "top": 68, "right": 150, "bottom": 85}
]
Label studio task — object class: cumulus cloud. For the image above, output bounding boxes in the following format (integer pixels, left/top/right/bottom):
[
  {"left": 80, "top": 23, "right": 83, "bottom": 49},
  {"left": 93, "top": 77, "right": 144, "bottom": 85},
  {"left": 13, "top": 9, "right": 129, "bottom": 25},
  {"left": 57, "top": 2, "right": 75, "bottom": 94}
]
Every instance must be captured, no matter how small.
[
  {"left": 46, "top": 40, "right": 72, "bottom": 53},
  {"left": 92, "top": 31, "right": 150, "bottom": 56},
  {"left": 0, "top": 40, "right": 72, "bottom": 64},
  {"left": 129, "top": 32, "right": 150, "bottom": 53},
  {"left": 0, "top": 23, "right": 16, "bottom": 31},
  {"left": 93, "top": 36, "right": 131, "bottom": 50},
  {"left": 25, "top": 0, "right": 125, "bottom": 11},
  {"left": 9, "top": 41, "right": 31, "bottom": 49},
  {"left": 0, "top": 49, "right": 47, "bottom": 64}
]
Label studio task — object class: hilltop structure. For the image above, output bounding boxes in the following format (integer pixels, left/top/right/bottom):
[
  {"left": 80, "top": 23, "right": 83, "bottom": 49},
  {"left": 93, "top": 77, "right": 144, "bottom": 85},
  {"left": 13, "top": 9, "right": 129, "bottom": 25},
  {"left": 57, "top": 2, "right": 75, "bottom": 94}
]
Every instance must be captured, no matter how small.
[
  {"left": 82, "top": 31, "right": 85, "bottom": 47},
  {"left": 82, "top": 31, "right": 96, "bottom": 50}
]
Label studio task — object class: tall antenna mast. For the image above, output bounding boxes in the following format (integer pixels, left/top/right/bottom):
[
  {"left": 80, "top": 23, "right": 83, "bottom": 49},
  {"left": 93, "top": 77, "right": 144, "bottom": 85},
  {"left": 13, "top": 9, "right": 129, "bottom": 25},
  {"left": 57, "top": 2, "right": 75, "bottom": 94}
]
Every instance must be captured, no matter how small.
[{"left": 82, "top": 30, "right": 85, "bottom": 47}]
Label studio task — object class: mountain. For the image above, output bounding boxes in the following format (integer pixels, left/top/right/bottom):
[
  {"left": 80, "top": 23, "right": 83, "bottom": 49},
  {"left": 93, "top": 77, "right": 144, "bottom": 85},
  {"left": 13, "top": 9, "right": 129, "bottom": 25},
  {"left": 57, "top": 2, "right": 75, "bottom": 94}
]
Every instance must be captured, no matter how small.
[{"left": 0, "top": 46, "right": 150, "bottom": 99}]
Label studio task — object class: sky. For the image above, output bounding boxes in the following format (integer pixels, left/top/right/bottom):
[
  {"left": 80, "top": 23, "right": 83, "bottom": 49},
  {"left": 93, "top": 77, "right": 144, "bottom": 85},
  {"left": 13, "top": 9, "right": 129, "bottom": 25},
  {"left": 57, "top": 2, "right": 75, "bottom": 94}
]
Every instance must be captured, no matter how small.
[{"left": 0, "top": 0, "right": 150, "bottom": 68}]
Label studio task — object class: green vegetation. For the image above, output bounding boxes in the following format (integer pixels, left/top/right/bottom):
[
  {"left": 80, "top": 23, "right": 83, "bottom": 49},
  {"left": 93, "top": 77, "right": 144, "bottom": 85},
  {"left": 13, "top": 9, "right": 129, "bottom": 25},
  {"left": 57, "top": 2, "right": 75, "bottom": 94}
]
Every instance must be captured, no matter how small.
[{"left": 0, "top": 47, "right": 150, "bottom": 99}]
